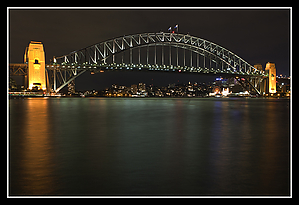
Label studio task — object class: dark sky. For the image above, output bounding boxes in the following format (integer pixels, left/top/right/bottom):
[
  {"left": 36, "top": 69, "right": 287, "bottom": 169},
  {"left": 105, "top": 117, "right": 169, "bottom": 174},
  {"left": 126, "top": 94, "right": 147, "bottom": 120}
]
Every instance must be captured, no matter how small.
[{"left": 9, "top": 8, "right": 290, "bottom": 90}]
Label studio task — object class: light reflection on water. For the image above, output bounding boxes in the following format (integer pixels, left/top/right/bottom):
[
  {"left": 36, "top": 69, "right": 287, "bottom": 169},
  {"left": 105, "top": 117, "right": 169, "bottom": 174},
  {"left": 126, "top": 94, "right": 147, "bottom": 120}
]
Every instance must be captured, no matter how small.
[{"left": 9, "top": 98, "right": 290, "bottom": 196}]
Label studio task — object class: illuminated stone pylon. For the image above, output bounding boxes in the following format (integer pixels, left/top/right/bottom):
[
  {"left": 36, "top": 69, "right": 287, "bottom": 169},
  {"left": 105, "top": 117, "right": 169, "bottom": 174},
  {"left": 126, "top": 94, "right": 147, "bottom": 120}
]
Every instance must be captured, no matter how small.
[
  {"left": 265, "top": 62, "right": 276, "bottom": 94},
  {"left": 24, "top": 41, "right": 46, "bottom": 90}
]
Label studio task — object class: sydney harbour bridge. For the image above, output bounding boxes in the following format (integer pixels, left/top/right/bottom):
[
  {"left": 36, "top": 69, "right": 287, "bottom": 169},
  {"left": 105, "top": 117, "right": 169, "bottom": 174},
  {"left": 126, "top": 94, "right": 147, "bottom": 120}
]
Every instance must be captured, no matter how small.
[{"left": 10, "top": 32, "right": 267, "bottom": 95}]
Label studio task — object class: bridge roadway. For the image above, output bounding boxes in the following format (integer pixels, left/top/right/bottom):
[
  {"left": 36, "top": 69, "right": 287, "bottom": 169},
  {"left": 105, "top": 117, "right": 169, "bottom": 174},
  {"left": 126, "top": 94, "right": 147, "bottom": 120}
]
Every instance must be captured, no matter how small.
[
  {"left": 46, "top": 62, "right": 265, "bottom": 77},
  {"left": 45, "top": 62, "right": 265, "bottom": 95},
  {"left": 10, "top": 62, "right": 265, "bottom": 95},
  {"left": 10, "top": 62, "right": 265, "bottom": 78}
]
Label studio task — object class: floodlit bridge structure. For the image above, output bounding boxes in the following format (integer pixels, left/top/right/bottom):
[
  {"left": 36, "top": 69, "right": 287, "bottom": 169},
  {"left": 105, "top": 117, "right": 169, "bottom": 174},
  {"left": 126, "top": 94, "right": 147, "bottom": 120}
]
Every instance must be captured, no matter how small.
[{"left": 33, "top": 33, "right": 268, "bottom": 94}]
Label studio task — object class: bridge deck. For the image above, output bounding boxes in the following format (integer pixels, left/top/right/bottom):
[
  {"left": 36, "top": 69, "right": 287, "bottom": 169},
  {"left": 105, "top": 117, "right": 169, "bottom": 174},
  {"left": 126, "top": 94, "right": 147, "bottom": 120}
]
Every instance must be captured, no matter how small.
[{"left": 46, "top": 63, "right": 265, "bottom": 78}]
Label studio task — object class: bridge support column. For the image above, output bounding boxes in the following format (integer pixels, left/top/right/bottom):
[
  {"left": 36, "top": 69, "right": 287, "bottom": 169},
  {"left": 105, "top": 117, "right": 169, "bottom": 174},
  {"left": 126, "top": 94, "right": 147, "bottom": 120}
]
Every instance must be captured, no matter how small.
[
  {"left": 130, "top": 48, "right": 132, "bottom": 64},
  {"left": 154, "top": 44, "right": 156, "bottom": 65},
  {"left": 260, "top": 78, "right": 267, "bottom": 95},
  {"left": 54, "top": 68, "right": 56, "bottom": 91},
  {"left": 190, "top": 49, "right": 192, "bottom": 67},
  {"left": 162, "top": 44, "right": 164, "bottom": 65},
  {"left": 265, "top": 62, "right": 276, "bottom": 93},
  {"left": 24, "top": 75, "right": 28, "bottom": 90},
  {"left": 169, "top": 44, "right": 171, "bottom": 65},
  {"left": 147, "top": 45, "right": 149, "bottom": 64},
  {"left": 176, "top": 44, "right": 178, "bottom": 66},
  {"left": 25, "top": 41, "right": 46, "bottom": 91},
  {"left": 183, "top": 46, "right": 186, "bottom": 66}
]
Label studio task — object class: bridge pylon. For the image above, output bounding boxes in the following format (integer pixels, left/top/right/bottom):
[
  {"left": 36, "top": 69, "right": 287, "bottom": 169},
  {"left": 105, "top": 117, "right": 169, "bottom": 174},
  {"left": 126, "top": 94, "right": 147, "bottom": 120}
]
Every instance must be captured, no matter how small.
[
  {"left": 265, "top": 62, "right": 276, "bottom": 94},
  {"left": 24, "top": 41, "right": 46, "bottom": 91}
]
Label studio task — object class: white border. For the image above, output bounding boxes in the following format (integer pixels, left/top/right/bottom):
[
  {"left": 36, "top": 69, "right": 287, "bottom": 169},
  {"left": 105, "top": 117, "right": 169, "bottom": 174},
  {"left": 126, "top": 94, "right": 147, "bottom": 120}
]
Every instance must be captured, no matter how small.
[{"left": 7, "top": 7, "right": 292, "bottom": 198}]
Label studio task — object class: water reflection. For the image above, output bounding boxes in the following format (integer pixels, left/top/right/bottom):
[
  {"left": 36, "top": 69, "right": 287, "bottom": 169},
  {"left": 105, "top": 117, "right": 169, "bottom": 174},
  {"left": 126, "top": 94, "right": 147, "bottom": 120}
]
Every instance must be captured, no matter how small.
[
  {"left": 9, "top": 98, "right": 290, "bottom": 196},
  {"left": 206, "top": 99, "right": 290, "bottom": 195},
  {"left": 16, "top": 99, "right": 55, "bottom": 195},
  {"left": 258, "top": 101, "right": 290, "bottom": 195}
]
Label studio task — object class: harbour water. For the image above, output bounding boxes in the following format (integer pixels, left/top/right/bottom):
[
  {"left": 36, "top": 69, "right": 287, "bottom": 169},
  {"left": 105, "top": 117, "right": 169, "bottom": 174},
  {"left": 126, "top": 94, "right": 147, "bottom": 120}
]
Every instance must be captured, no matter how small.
[{"left": 9, "top": 97, "right": 290, "bottom": 196}]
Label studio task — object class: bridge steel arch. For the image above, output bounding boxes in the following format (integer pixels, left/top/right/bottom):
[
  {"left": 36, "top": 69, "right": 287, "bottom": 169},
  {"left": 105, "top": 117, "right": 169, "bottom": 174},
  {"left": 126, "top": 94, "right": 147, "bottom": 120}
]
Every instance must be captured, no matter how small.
[{"left": 47, "top": 32, "right": 265, "bottom": 93}]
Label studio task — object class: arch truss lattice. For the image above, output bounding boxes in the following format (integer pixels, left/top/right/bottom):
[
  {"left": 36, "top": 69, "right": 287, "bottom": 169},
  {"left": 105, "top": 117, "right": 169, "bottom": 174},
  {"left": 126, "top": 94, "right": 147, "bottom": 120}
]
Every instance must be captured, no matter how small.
[{"left": 47, "top": 32, "right": 265, "bottom": 93}]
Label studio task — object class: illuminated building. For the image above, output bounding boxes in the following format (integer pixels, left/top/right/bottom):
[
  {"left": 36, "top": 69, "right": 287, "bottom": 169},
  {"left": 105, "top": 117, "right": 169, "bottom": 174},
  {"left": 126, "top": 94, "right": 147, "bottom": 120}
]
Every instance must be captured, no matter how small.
[
  {"left": 24, "top": 41, "right": 46, "bottom": 90},
  {"left": 222, "top": 88, "right": 230, "bottom": 96},
  {"left": 213, "top": 86, "right": 221, "bottom": 94},
  {"left": 265, "top": 62, "right": 276, "bottom": 93},
  {"left": 209, "top": 86, "right": 221, "bottom": 97},
  {"left": 131, "top": 84, "right": 138, "bottom": 94}
]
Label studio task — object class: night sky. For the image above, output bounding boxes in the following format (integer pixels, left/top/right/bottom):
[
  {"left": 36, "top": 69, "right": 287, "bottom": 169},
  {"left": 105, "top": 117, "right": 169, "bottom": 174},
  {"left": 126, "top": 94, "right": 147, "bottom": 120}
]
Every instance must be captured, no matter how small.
[{"left": 9, "top": 8, "right": 290, "bottom": 90}]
